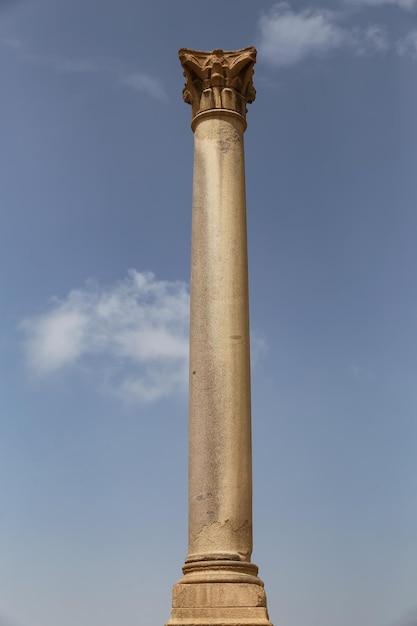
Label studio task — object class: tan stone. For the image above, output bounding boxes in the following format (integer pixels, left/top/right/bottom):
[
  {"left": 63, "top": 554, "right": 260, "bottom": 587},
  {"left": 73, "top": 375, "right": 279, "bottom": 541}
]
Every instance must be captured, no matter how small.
[
  {"left": 178, "top": 47, "right": 256, "bottom": 122},
  {"left": 172, "top": 583, "right": 266, "bottom": 608},
  {"left": 165, "top": 48, "right": 272, "bottom": 626}
]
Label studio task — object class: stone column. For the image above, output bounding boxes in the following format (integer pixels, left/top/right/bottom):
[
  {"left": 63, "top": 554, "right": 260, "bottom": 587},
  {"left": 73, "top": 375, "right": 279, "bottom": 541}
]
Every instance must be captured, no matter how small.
[{"left": 166, "top": 47, "right": 272, "bottom": 626}]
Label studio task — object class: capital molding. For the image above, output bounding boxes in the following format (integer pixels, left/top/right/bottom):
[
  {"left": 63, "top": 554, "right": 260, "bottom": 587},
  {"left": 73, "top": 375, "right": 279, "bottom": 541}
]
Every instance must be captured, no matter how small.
[{"left": 178, "top": 47, "right": 256, "bottom": 122}]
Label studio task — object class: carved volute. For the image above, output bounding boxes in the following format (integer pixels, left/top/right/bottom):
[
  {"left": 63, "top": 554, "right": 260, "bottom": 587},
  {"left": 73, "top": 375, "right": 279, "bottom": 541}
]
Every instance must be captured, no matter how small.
[{"left": 178, "top": 47, "right": 256, "bottom": 122}]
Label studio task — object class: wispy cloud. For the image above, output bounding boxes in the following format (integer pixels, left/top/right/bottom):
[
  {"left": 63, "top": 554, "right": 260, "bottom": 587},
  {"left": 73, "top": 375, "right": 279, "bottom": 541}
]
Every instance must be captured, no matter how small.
[
  {"left": 257, "top": 3, "right": 388, "bottom": 66},
  {"left": 397, "top": 29, "right": 417, "bottom": 57},
  {"left": 43, "top": 55, "right": 168, "bottom": 100},
  {"left": 343, "top": 0, "right": 417, "bottom": 8},
  {"left": 251, "top": 329, "right": 268, "bottom": 366},
  {"left": 120, "top": 72, "right": 168, "bottom": 101},
  {"left": 0, "top": 34, "right": 22, "bottom": 50},
  {"left": 0, "top": 37, "right": 167, "bottom": 101},
  {"left": 37, "top": 54, "right": 102, "bottom": 74},
  {"left": 21, "top": 270, "right": 267, "bottom": 404},
  {"left": 354, "top": 24, "right": 389, "bottom": 53},
  {"left": 394, "top": 605, "right": 417, "bottom": 626},
  {"left": 348, "top": 364, "right": 376, "bottom": 382}
]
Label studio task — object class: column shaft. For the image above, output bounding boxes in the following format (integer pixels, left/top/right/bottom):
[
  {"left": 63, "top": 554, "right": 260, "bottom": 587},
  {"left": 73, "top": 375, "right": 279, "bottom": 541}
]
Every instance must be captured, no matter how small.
[
  {"left": 188, "top": 111, "right": 252, "bottom": 564},
  {"left": 166, "top": 47, "right": 272, "bottom": 626}
]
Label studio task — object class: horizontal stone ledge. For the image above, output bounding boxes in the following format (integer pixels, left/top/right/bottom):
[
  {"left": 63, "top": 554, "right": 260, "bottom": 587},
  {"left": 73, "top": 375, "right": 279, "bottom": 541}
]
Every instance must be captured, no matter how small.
[
  {"left": 167, "top": 604, "right": 272, "bottom": 626},
  {"left": 172, "top": 582, "right": 267, "bottom": 608}
]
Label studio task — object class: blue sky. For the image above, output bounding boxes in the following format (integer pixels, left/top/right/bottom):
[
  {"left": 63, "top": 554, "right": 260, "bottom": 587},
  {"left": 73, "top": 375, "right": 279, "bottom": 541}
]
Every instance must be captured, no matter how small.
[{"left": 1, "top": 1, "right": 417, "bottom": 625}]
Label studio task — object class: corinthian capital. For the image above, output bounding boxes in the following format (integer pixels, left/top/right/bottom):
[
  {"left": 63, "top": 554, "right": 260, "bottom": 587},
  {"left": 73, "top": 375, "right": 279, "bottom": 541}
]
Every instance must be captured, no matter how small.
[{"left": 178, "top": 47, "right": 256, "bottom": 121}]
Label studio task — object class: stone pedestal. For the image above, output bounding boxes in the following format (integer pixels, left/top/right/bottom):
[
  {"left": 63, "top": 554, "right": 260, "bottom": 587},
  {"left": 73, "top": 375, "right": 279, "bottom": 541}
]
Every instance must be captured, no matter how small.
[{"left": 166, "top": 47, "right": 272, "bottom": 626}]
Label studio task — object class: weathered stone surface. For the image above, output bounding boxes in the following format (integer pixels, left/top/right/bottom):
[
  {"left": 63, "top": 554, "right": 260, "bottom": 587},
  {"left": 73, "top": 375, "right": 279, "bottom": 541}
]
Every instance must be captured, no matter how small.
[
  {"left": 172, "top": 583, "right": 267, "bottom": 608},
  {"left": 187, "top": 113, "right": 252, "bottom": 564},
  {"left": 179, "top": 47, "right": 256, "bottom": 123},
  {"left": 165, "top": 48, "right": 272, "bottom": 626}
]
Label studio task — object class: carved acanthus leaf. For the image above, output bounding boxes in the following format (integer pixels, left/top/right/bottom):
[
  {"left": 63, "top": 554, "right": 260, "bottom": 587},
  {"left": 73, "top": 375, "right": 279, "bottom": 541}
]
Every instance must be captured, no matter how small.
[{"left": 178, "top": 47, "right": 256, "bottom": 120}]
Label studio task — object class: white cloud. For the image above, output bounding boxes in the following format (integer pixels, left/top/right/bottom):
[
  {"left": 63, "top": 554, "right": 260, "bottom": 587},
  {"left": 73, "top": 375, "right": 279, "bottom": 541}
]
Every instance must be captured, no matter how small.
[
  {"left": 21, "top": 270, "right": 267, "bottom": 404},
  {"left": 21, "top": 270, "right": 190, "bottom": 403},
  {"left": 397, "top": 29, "right": 417, "bottom": 57},
  {"left": 258, "top": 4, "right": 346, "bottom": 66},
  {"left": 24, "top": 309, "right": 89, "bottom": 373},
  {"left": 257, "top": 2, "right": 388, "bottom": 66},
  {"left": 120, "top": 72, "right": 168, "bottom": 101}
]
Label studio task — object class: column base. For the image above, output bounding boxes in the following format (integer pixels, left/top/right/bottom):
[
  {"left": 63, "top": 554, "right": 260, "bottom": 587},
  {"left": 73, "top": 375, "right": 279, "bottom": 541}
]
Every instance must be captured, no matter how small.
[{"left": 165, "top": 559, "right": 273, "bottom": 626}]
